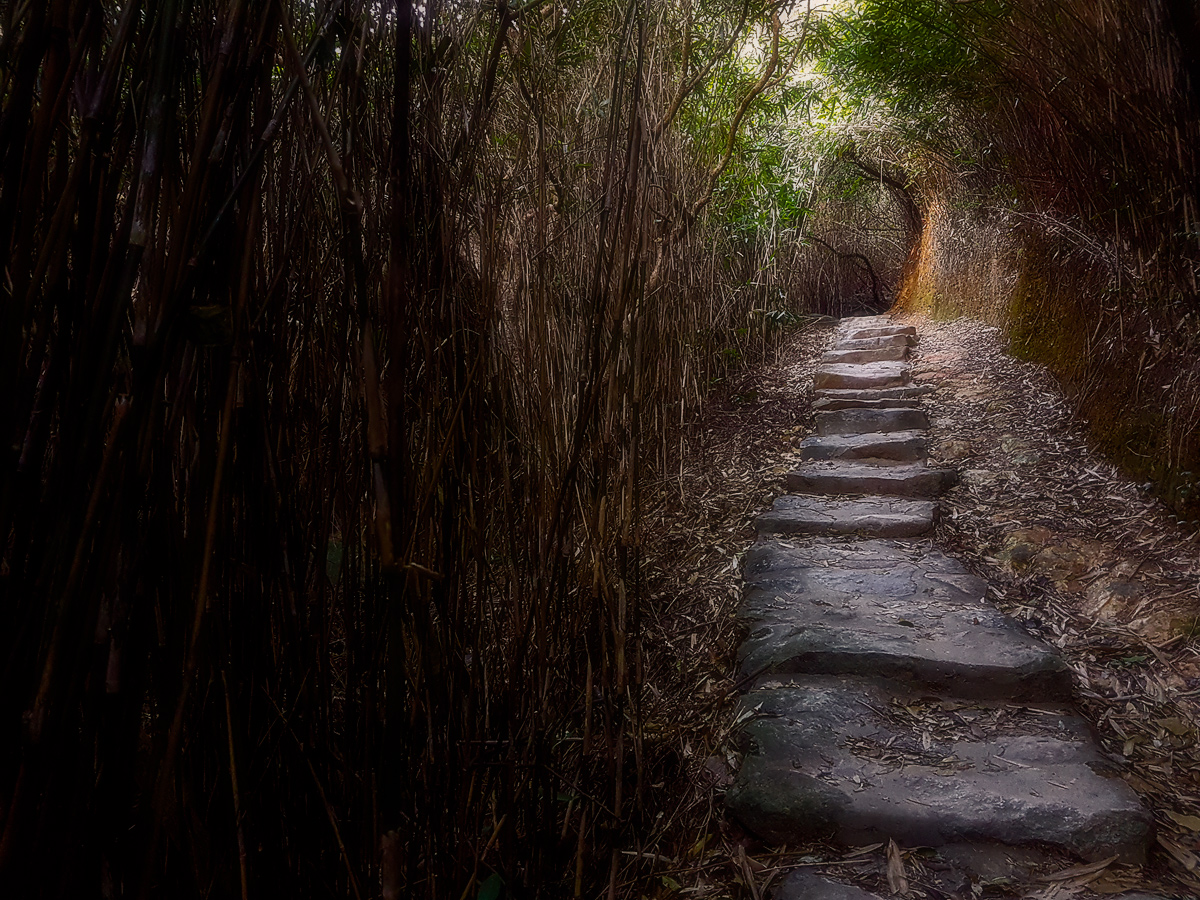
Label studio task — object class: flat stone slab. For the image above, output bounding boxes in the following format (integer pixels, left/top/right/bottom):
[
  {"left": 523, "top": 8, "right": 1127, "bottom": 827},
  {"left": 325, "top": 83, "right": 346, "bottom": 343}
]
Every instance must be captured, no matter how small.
[
  {"left": 812, "top": 396, "right": 921, "bottom": 412},
  {"left": 787, "top": 461, "right": 956, "bottom": 497},
  {"left": 815, "top": 363, "right": 910, "bottom": 392},
  {"left": 836, "top": 314, "right": 895, "bottom": 329},
  {"left": 842, "top": 324, "right": 918, "bottom": 341},
  {"left": 771, "top": 871, "right": 884, "bottom": 900},
  {"left": 816, "top": 408, "right": 930, "bottom": 436},
  {"left": 815, "top": 386, "right": 932, "bottom": 402},
  {"left": 823, "top": 346, "right": 908, "bottom": 365},
  {"left": 799, "top": 431, "right": 927, "bottom": 462},
  {"left": 725, "top": 677, "right": 1152, "bottom": 863},
  {"left": 738, "top": 540, "right": 1071, "bottom": 699},
  {"left": 756, "top": 496, "right": 935, "bottom": 538},
  {"left": 836, "top": 334, "right": 917, "bottom": 351}
]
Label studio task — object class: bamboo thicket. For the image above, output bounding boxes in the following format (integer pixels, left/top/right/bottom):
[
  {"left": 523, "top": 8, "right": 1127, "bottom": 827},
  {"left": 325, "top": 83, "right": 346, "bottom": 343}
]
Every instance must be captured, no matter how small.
[{"left": 0, "top": 1, "right": 811, "bottom": 896}]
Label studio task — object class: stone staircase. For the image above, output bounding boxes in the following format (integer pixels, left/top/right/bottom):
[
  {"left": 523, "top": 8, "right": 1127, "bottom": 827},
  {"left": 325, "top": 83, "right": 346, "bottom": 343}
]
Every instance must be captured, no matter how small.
[{"left": 725, "top": 316, "right": 1156, "bottom": 899}]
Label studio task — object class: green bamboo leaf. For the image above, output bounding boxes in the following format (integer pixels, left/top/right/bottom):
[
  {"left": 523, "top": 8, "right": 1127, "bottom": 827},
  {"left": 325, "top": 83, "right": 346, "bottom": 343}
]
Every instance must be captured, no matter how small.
[{"left": 478, "top": 873, "right": 504, "bottom": 900}]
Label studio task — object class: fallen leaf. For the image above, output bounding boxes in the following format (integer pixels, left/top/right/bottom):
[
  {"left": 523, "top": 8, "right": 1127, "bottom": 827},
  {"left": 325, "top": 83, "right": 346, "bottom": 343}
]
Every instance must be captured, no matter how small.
[
  {"left": 886, "top": 839, "right": 908, "bottom": 896},
  {"left": 1036, "top": 854, "right": 1117, "bottom": 883},
  {"left": 1156, "top": 717, "right": 1191, "bottom": 736},
  {"left": 1026, "top": 885, "right": 1079, "bottom": 900},
  {"left": 1087, "top": 871, "right": 1142, "bottom": 894},
  {"left": 1158, "top": 834, "right": 1200, "bottom": 872},
  {"left": 736, "top": 845, "right": 762, "bottom": 900},
  {"left": 1167, "top": 810, "right": 1200, "bottom": 832},
  {"left": 841, "top": 842, "right": 884, "bottom": 859},
  {"left": 1123, "top": 772, "right": 1156, "bottom": 793},
  {"left": 686, "top": 833, "right": 712, "bottom": 859}
]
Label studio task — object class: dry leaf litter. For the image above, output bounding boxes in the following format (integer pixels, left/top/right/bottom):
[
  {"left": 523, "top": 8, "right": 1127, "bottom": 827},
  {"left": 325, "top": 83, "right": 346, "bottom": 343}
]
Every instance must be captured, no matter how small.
[
  {"left": 623, "top": 320, "right": 834, "bottom": 899},
  {"left": 914, "top": 314, "right": 1200, "bottom": 899},
  {"left": 625, "top": 315, "right": 1200, "bottom": 900}
]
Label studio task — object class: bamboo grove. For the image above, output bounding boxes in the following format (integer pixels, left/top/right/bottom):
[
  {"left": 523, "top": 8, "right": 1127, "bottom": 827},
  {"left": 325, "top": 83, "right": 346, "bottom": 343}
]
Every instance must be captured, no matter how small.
[
  {"left": 5, "top": 0, "right": 1199, "bottom": 897},
  {"left": 0, "top": 0, "right": 821, "bottom": 896}
]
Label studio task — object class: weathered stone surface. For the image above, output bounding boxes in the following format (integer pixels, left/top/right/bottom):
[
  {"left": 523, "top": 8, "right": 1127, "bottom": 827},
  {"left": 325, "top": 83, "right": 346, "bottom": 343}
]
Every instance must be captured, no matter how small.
[
  {"left": 771, "top": 871, "right": 884, "bottom": 900},
  {"left": 755, "top": 496, "right": 935, "bottom": 538},
  {"left": 822, "top": 346, "right": 908, "bottom": 365},
  {"left": 725, "top": 677, "right": 1152, "bottom": 863},
  {"left": 843, "top": 324, "right": 918, "bottom": 340},
  {"left": 815, "top": 386, "right": 932, "bottom": 402},
  {"left": 738, "top": 540, "right": 1071, "bottom": 699},
  {"left": 733, "top": 313, "right": 1157, "bottom": 874},
  {"left": 799, "top": 431, "right": 927, "bottom": 462},
  {"left": 812, "top": 396, "right": 921, "bottom": 412},
  {"left": 786, "top": 461, "right": 956, "bottom": 497},
  {"left": 836, "top": 314, "right": 895, "bottom": 330},
  {"left": 816, "top": 408, "right": 930, "bottom": 436},
  {"left": 814, "top": 363, "right": 910, "bottom": 391},
  {"left": 836, "top": 334, "right": 917, "bottom": 351}
]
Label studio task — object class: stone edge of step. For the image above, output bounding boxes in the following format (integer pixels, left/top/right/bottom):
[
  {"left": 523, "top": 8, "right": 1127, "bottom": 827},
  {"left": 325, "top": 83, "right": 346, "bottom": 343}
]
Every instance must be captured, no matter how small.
[{"left": 730, "top": 316, "right": 1154, "bottom": 879}]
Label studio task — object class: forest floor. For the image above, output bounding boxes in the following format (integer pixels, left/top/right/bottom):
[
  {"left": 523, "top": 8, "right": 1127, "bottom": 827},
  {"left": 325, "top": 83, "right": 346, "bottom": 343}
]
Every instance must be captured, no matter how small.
[{"left": 633, "top": 314, "right": 1200, "bottom": 900}]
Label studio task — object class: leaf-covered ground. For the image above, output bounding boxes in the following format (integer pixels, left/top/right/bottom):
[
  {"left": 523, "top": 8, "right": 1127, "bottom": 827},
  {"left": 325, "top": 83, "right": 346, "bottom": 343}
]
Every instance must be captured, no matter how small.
[{"left": 629, "top": 315, "right": 1200, "bottom": 899}]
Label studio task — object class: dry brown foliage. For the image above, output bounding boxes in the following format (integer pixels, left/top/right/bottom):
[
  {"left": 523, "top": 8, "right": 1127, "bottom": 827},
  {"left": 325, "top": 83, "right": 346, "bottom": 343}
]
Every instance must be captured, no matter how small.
[
  {"left": 0, "top": 1, "right": 815, "bottom": 896},
  {"left": 887, "top": 0, "right": 1200, "bottom": 521}
]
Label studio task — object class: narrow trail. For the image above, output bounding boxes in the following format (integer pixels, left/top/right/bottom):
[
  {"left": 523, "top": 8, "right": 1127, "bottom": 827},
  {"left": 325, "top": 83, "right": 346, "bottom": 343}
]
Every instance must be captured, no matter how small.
[{"left": 716, "top": 315, "right": 1194, "bottom": 900}]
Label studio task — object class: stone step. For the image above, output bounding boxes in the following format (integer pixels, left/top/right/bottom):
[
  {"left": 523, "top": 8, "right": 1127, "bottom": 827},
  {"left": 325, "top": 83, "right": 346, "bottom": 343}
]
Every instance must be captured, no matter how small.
[
  {"left": 772, "top": 873, "right": 883, "bottom": 900},
  {"left": 816, "top": 385, "right": 932, "bottom": 400},
  {"left": 835, "top": 314, "right": 894, "bottom": 330},
  {"left": 738, "top": 540, "right": 1071, "bottom": 700},
  {"left": 725, "top": 676, "right": 1152, "bottom": 863},
  {"left": 774, "top": 850, "right": 1169, "bottom": 900},
  {"left": 786, "top": 461, "right": 956, "bottom": 497},
  {"left": 755, "top": 496, "right": 935, "bottom": 538},
  {"left": 732, "top": 313, "right": 1157, "bottom": 884},
  {"left": 822, "top": 346, "right": 908, "bottom": 365},
  {"left": 799, "top": 431, "right": 927, "bottom": 463},
  {"left": 812, "top": 396, "right": 921, "bottom": 412},
  {"left": 816, "top": 407, "right": 930, "bottom": 436},
  {"left": 814, "top": 362, "right": 910, "bottom": 392},
  {"left": 836, "top": 333, "right": 917, "bottom": 351},
  {"left": 843, "top": 324, "right": 918, "bottom": 341},
  {"left": 814, "top": 386, "right": 932, "bottom": 409}
]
